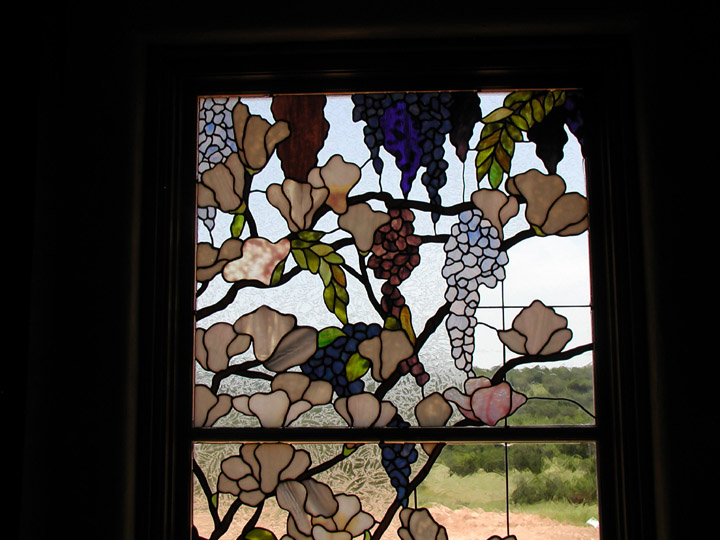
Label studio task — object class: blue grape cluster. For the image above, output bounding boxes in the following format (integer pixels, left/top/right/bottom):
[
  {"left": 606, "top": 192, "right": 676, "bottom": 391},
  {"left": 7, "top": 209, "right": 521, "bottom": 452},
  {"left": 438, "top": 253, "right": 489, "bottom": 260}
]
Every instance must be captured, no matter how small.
[
  {"left": 351, "top": 92, "right": 453, "bottom": 220},
  {"left": 379, "top": 415, "right": 418, "bottom": 506},
  {"left": 300, "top": 322, "right": 382, "bottom": 398}
]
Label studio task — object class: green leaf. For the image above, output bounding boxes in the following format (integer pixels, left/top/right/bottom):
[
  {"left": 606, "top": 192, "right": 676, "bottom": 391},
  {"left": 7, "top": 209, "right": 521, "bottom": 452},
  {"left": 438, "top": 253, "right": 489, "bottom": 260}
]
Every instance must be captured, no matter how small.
[
  {"left": 323, "top": 252, "right": 344, "bottom": 265},
  {"left": 270, "top": 259, "right": 285, "bottom": 286},
  {"left": 334, "top": 280, "right": 349, "bottom": 303},
  {"left": 346, "top": 352, "right": 370, "bottom": 381},
  {"left": 310, "top": 243, "right": 334, "bottom": 257},
  {"left": 519, "top": 102, "right": 534, "bottom": 126},
  {"left": 481, "top": 106, "right": 514, "bottom": 123},
  {"left": 509, "top": 114, "right": 530, "bottom": 131},
  {"left": 343, "top": 445, "right": 358, "bottom": 457},
  {"left": 489, "top": 159, "right": 505, "bottom": 189},
  {"left": 210, "top": 493, "right": 218, "bottom": 509},
  {"left": 384, "top": 316, "right": 401, "bottom": 330},
  {"left": 305, "top": 249, "right": 320, "bottom": 274},
  {"left": 230, "top": 213, "right": 245, "bottom": 238},
  {"left": 543, "top": 91, "right": 556, "bottom": 114},
  {"left": 291, "top": 239, "right": 315, "bottom": 249},
  {"left": 298, "top": 230, "right": 325, "bottom": 242},
  {"left": 292, "top": 249, "right": 308, "bottom": 269},
  {"left": 244, "top": 528, "right": 278, "bottom": 540},
  {"left": 334, "top": 300, "right": 348, "bottom": 324},
  {"left": 318, "top": 259, "right": 332, "bottom": 286},
  {"left": 506, "top": 123, "right": 524, "bottom": 142},
  {"left": 318, "top": 327, "right": 347, "bottom": 347},
  {"left": 531, "top": 98, "right": 545, "bottom": 122},
  {"left": 504, "top": 90, "right": 533, "bottom": 108}
]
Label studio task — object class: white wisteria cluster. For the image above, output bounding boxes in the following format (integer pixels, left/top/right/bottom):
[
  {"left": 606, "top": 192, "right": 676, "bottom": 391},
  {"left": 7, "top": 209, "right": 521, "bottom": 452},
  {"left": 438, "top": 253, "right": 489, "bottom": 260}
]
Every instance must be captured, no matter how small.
[{"left": 442, "top": 209, "right": 508, "bottom": 372}]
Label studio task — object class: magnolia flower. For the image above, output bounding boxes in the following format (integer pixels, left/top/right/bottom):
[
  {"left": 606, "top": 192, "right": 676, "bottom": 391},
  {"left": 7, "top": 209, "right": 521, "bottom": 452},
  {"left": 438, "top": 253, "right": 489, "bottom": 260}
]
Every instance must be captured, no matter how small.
[
  {"left": 337, "top": 203, "right": 390, "bottom": 252},
  {"left": 397, "top": 507, "right": 448, "bottom": 540},
  {"left": 443, "top": 377, "right": 527, "bottom": 426},
  {"left": 267, "top": 178, "right": 330, "bottom": 232},
  {"left": 506, "top": 169, "right": 588, "bottom": 236},
  {"left": 307, "top": 154, "right": 361, "bottom": 214},
  {"left": 278, "top": 481, "right": 374, "bottom": 540},
  {"left": 222, "top": 237, "right": 291, "bottom": 285},
  {"left": 193, "top": 384, "right": 232, "bottom": 427},
  {"left": 497, "top": 300, "right": 572, "bottom": 356},
  {"left": 233, "top": 373, "right": 332, "bottom": 427},
  {"left": 470, "top": 188, "right": 519, "bottom": 240},
  {"left": 357, "top": 329, "right": 414, "bottom": 381},
  {"left": 196, "top": 238, "right": 244, "bottom": 282},
  {"left": 233, "top": 102, "right": 291, "bottom": 172},
  {"left": 217, "top": 443, "right": 311, "bottom": 506},
  {"left": 195, "top": 322, "right": 251, "bottom": 372},
  {"left": 334, "top": 392, "right": 397, "bottom": 428},
  {"left": 197, "top": 153, "right": 247, "bottom": 212}
]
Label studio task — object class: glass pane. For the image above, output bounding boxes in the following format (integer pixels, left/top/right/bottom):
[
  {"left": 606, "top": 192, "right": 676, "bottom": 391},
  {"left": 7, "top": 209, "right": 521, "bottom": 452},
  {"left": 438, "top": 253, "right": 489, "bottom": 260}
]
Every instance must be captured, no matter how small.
[
  {"left": 508, "top": 443, "right": 599, "bottom": 539},
  {"left": 194, "top": 442, "right": 600, "bottom": 539},
  {"left": 194, "top": 91, "right": 593, "bottom": 430}
]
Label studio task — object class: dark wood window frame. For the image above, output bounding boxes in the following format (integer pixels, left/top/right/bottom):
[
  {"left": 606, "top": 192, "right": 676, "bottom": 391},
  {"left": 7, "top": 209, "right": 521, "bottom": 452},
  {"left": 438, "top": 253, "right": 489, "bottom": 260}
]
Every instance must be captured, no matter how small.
[{"left": 137, "top": 33, "right": 656, "bottom": 540}]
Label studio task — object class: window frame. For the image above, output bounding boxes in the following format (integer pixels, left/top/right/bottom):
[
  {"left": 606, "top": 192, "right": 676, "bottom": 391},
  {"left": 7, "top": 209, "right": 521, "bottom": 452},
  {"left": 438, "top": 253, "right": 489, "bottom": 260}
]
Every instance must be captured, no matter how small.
[{"left": 137, "top": 34, "right": 655, "bottom": 540}]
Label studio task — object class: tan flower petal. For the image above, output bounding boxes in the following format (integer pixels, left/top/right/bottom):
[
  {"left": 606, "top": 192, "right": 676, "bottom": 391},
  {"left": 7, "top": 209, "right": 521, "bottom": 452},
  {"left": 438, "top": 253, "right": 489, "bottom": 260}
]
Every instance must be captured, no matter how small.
[
  {"left": 508, "top": 169, "right": 566, "bottom": 227},
  {"left": 233, "top": 306, "right": 296, "bottom": 361},
  {"left": 543, "top": 192, "right": 589, "bottom": 235},
  {"left": 308, "top": 155, "right": 361, "bottom": 213},
  {"left": 338, "top": 203, "right": 390, "bottom": 251},
  {"left": 511, "top": 300, "right": 571, "bottom": 356},
  {"left": 471, "top": 189, "right": 519, "bottom": 239},
  {"left": 415, "top": 392, "right": 452, "bottom": 427}
]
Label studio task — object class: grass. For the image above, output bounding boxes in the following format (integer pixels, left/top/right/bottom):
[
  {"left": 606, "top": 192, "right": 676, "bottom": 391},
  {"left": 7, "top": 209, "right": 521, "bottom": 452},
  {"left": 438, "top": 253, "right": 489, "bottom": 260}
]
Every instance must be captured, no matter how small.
[{"left": 416, "top": 463, "right": 598, "bottom": 527}]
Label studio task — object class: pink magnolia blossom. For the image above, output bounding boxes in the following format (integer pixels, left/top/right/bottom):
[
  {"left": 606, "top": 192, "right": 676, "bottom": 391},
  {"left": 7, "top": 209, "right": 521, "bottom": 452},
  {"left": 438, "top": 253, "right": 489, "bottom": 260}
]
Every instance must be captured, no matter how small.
[{"left": 443, "top": 377, "right": 527, "bottom": 426}]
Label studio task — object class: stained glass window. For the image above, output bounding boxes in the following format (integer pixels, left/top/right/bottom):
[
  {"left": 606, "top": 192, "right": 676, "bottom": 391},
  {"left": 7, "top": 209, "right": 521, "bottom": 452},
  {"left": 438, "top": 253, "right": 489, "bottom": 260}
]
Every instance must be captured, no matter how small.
[{"left": 193, "top": 90, "right": 597, "bottom": 540}]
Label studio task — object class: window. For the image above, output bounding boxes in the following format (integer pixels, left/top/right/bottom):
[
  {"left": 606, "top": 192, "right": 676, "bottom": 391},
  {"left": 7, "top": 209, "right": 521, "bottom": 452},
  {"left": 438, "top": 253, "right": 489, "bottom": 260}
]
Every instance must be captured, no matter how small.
[
  {"left": 138, "top": 37, "right": 655, "bottom": 540},
  {"left": 192, "top": 89, "right": 598, "bottom": 540}
]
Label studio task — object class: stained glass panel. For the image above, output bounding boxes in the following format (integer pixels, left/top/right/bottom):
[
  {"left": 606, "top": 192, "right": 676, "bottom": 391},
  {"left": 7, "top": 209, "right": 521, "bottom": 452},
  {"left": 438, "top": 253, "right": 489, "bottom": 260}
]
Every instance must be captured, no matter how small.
[{"left": 194, "top": 91, "right": 596, "bottom": 539}]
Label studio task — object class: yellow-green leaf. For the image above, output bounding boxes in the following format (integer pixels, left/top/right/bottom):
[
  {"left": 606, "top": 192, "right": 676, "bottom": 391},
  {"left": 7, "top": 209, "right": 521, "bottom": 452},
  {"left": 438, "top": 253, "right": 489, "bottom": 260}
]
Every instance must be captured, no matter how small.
[
  {"left": 323, "top": 252, "right": 344, "bottom": 265},
  {"left": 318, "top": 259, "right": 332, "bottom": 286},
  {"left": 509, "top": 113, "right": 529, "bottom": 131},
  {"left": 506, "top": 123, "right": 524, "bottom": 142},
  {"left": 292, "top": 249, "right": 308, "bottom": 269},
  {"left": 298, "top": 230, "right": 325, "bottom": 242},
  {"left": 543, "top": 91, "right": 556, "bottom": 114},
  {"left": 531, "top": 98, "right": 545, "bottom": 122},
  {"left": 244, "top": 528, "right": 277, "bottom": 540},
  {"left": 481, "top": 107, "right": 514, "bottom": 123},
  {"left": 310, "top": 243, "right": 334, "bottom": 256},
  {"left": 335, "top": 280, "right": 349, "bottom": 303},
  {"left": 230, "top": 214, "right": 245, "bottom": 238},
  {"left": 504, "top": 91, "right": 533, "bottom": 108},
  {"left": 210, "top": 493, "right": 218, "bottom": 508},
  {"left": 305, "top": 249, "right": 320, "bottom": 274},
  {"left": 291, "top": 239, "right": 315, "bottom": 249},
  {"left": 270, "top": 259, "right": 285, "bottom": 286},
  {"left": 346, "top": 352, "right": 370, "bottom": 381},
  {"left": 318, "top": 327, "right": 346, "bottom": 347},
  {"left": 489, "top": 159, "right": 505, "bottom": 189},
  {"left": 343, "top": 444, "right": 358, "bottom": 456},
  {"left": 384, "top": 316, "right": 402, "bottom": 330},
  {"left": 519, "top": 102, "right": 534, "bottom": 126}
]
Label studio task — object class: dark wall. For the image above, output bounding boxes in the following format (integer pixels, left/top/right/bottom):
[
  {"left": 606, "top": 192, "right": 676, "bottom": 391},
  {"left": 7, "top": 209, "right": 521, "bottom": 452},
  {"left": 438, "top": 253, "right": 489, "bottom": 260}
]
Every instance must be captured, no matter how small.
[{"left": 15, "top": 8, "right": 708, "bottom": 540}]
